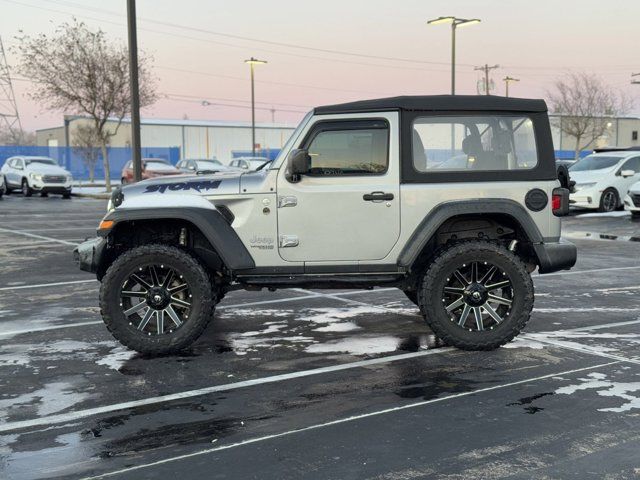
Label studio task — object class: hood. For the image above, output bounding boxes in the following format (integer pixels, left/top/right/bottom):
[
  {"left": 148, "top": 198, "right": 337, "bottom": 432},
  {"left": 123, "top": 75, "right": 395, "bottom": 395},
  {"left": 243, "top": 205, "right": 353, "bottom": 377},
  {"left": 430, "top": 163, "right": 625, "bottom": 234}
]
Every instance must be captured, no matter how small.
[
  {"left": 120, "top": 170, "right": 243, "bottom": 199},
  {"left": 25, "top": 163, "right": 70, "bottom": 176},
  {"left": 569, "top": 169, "right": 613, "bottom": 184}
]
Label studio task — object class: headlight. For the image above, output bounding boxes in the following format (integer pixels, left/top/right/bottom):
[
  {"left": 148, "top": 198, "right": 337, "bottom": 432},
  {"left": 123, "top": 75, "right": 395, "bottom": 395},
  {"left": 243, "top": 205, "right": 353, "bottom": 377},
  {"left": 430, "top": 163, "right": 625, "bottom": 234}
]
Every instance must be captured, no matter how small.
[
  {"left": 574, "top": 182, "right": 597, "bottom": 191},
  {"left": 29, "top": 173, "right": 43, "bottom": 181}
]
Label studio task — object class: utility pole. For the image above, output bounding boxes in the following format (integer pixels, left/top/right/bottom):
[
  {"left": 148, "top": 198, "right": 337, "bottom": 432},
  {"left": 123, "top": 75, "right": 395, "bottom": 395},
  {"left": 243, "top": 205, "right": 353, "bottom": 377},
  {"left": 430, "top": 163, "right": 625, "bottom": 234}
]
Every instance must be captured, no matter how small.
[
  {"left": 0, "top": 36, "right": 23, "bottom": 144},
  {"left": 474, "top": 64, "right": 499, "bottom": 95},
  {"left": 126, "top": 0, "right": 143, "bottom": 182},
  {"left": 502, "top": 76, "right": 520, "bottom": 97},
  {"left": 632, "top": 73, "right": 640, "bottom": 85}
]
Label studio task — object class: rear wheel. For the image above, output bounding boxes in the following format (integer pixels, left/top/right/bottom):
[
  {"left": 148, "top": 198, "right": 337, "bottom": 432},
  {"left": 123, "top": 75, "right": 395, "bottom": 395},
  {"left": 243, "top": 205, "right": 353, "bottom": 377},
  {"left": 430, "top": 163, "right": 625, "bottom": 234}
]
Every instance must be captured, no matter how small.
[
  {"left": 599, "top": 188, "right": 618, "bottom": 213},
  {"left": 418, "top": 241, "right": 534, "bottom": 351},
  {"left": 100, "top": 244, "right": 215, "bottom": 355}
]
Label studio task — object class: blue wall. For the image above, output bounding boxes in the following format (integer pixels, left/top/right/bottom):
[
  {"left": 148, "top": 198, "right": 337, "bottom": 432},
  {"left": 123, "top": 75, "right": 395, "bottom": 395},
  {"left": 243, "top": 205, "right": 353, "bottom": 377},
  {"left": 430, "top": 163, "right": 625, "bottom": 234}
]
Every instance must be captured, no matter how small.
[
  {"left": 231, "top": 149, "right": 281, "bottom": 161},
  {"left": 0, "top": 146, "right": 180, "bottom": 181}
]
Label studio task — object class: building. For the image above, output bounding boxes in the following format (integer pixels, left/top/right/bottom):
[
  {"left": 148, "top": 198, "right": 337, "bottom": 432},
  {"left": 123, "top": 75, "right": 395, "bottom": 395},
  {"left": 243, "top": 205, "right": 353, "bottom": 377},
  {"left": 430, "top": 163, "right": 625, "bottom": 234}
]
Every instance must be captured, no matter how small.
[{"left": 36, "top": 116, "right": 297, "bottom": 162}]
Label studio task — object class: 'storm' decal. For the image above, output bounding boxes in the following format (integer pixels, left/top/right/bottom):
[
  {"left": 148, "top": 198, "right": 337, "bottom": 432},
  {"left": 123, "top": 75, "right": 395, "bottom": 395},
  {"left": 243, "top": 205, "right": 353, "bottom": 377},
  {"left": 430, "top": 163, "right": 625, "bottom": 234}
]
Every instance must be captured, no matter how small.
[{"left": 144, "top": 180, "right": 222, "bottom": 193}]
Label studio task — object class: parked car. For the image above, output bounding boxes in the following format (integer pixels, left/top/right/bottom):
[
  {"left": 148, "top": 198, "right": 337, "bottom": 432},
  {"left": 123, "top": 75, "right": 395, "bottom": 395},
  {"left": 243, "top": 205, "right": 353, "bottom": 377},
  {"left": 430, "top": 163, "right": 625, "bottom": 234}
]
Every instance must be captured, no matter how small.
[
  {"left": 569, "top": 152, "right": 640, "bottom": 212},
  {"left": 0, "top": 173, "right": 5, "bottom": 198},
  {"left": 623, "top": 181, "right": 640, "bottom": 218},
  {"left": 1, "top": 156, "right": 73, "bottom": 198},
  {"left": 176, "top": 158, "right": 242, "bottom": 174},
  {"left": 120, "top": 158, "right": 181, "bottom": 184},
  {"left": 228, "top": 156, "right": 271, "bottom": 171},
  {"left": 75, "top": 95, "right": 575, "bottom": 355}
]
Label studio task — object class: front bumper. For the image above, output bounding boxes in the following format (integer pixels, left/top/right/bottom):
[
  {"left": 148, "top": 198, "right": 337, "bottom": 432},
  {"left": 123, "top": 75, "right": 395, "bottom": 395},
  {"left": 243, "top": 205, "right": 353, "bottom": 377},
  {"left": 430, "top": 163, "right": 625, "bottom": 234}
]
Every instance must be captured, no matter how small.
[
  {"left": 534, "top": 239, "right": 577, "bottom": 274},
  {"left": 624, "top": 193, "right": 640, "bottom": 212},
  {"left": 73, "top": 237, "right": 107, "bottom": 274},
  {"left": 30, "top": 179, "right": 72, "bottom": 194}
]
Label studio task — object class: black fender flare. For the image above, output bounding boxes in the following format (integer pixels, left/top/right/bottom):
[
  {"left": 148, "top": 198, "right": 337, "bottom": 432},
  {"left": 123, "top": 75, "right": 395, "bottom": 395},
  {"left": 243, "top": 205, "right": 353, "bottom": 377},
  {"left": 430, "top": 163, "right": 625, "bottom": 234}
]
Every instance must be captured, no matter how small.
[
  {"left": 101, "top": 207, "right": 255, "bottom": 271},
  {"left": 397, "top": 199, "right": 547, "bottom": 268}
]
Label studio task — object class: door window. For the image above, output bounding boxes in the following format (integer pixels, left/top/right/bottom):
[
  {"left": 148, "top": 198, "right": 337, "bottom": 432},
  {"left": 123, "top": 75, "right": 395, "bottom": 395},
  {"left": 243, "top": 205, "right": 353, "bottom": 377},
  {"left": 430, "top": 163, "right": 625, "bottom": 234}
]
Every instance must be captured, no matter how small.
[
  {"left": 304, "top": 120, "right": 389, "bottom": 176},
  {"left": 621, "top": 157, "right": 640, "bottom": 173}
]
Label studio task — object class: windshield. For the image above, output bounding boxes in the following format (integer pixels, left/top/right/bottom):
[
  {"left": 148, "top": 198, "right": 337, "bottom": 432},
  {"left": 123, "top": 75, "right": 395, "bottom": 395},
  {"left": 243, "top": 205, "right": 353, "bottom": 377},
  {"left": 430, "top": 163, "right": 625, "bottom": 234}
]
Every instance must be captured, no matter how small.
[
  {"left": 272, "top": 111, "right": 313, "bottom": 167},
  {"left": 195, "top": 160, "right": 222, "bottom": 169},
  {"left": 570, "top": 155, "right": 622, "bottom": 172},
  {"left": 25, "top": 158, "right": 57, "bottom": 166},
  {"left": 144, "top": 161, "right": 175, "bottom": 171}
]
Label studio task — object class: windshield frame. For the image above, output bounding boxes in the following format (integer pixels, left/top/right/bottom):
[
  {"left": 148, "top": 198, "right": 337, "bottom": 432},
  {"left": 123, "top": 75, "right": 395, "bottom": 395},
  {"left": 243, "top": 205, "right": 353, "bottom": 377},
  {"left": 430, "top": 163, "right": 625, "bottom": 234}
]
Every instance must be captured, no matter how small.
[{"left": 271, "top": 110, "right": 313, "bottom": 169}]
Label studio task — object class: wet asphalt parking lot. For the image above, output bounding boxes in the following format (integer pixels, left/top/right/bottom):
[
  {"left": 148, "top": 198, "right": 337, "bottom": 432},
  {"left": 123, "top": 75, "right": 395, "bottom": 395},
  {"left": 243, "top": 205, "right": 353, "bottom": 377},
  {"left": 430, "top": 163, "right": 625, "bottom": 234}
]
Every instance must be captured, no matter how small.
[{"left": 1, "top": 196, "right": 640, "bottom": 479}]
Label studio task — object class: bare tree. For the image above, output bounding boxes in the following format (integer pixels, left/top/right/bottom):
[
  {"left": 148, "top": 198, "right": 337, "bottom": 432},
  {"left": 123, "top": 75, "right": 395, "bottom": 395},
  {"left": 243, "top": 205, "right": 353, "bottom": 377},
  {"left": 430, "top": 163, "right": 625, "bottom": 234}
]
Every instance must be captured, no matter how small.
[
  {"left": 547, "top": 72, "right": 632, "bottom": 160},
  {"left": 72, "top": 123, "right": 103, "bottom": 183},
  {"left": 0, "top": 125, "right": 35, "bottom": 145},
  {"left": 13, "top": 19, "right": 157, "bottom": 191}
]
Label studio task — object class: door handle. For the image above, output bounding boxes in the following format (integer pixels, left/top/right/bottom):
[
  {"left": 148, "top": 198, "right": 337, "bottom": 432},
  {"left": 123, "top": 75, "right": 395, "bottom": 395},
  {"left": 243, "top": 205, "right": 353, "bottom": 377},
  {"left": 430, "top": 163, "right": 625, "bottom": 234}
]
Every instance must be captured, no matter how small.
[{"left": 363, "top": 191, "right": 394, "bottom": 202}]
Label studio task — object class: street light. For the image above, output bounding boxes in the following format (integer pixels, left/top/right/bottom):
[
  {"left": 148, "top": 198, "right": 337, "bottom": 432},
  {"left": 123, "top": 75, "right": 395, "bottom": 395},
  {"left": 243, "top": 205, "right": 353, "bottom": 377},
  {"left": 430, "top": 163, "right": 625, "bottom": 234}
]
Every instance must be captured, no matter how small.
[
  {"left": 244, "top": 57, "right": 267, "bottom": 156},
  {"left": 427, "top": 16, "right": 480, "bottom": 95}
]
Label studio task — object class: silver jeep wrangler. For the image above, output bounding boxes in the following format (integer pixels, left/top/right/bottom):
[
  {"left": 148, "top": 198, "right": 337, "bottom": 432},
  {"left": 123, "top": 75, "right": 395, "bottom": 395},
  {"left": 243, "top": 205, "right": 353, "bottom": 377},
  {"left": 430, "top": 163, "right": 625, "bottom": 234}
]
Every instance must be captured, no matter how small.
[{"left": 74, "top": 95, "right": 576, "bottom": 355}]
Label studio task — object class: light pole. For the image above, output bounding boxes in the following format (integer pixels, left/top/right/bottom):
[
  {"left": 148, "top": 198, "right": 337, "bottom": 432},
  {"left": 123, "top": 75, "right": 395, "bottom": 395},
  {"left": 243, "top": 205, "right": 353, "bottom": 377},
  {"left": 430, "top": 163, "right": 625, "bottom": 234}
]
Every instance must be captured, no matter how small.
[
  {"left": 244, "top": 57, "right": 267, "bottom": 156},
  {"left": 427, "top": 16, "right": 480, "bottom": 95},
  {"left": 502, "top": 76, "right": 520, "bottom": 97}
]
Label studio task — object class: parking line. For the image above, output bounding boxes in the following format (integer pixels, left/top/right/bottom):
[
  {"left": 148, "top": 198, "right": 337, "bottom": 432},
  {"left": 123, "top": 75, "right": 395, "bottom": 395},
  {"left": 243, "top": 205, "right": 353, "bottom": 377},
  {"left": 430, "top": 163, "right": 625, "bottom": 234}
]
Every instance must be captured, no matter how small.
[
  {"left": 82, "top": 360, "right": 618, "bottom": 480},
  {"left": 0, "top": 279, "right": 97, "bottom": 292},
  {"left": 522, "top": 335, "right": 640, "bottom": 366},
  {"left": 0, "top": 227, "right": 79, "bottom": 246},
  {"left": 0, "top": 346, "right": 457, "bottom": 434}
]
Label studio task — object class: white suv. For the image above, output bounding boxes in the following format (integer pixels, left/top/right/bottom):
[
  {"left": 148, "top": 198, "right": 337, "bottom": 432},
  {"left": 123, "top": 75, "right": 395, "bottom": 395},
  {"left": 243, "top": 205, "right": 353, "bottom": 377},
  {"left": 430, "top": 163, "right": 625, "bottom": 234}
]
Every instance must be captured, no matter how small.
[
  {"left": 1, "top": 156, "right": 73, "bottom": 198},
  {"left": 569, "top": 152, "right": 640, "bottom": 212}
]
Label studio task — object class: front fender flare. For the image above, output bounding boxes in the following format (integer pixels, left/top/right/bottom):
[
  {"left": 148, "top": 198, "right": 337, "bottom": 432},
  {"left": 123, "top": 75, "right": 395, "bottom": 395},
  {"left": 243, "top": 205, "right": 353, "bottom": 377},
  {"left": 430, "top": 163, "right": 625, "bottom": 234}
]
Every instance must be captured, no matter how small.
[{"left": 101, "top": 207, "right": 255, "bottom": 271}]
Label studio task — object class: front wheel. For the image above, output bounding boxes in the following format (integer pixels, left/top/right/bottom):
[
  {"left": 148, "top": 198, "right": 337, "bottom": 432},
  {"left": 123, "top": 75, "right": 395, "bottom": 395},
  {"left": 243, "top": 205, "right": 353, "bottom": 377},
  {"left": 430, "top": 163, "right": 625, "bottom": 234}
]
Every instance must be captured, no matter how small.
[
  {"left": 599, "top": 188, "right": 618, "bottom": 213},
  {"left": 418, "top": 241, "right": 534, "bottom": 351},
  {"left": 22, "top": 179, "right": 32, "bottom": 197},
  {"left": 99, "top": 244, "right": 215, "bottom": 355}
]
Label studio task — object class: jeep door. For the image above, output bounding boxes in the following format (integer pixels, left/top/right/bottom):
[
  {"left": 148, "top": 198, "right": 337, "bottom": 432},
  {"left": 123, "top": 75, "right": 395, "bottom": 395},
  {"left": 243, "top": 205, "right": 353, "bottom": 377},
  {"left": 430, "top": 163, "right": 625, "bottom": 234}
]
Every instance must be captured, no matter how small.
[{"left": 276, "top": 113, "right": 400, "bottom": 263}]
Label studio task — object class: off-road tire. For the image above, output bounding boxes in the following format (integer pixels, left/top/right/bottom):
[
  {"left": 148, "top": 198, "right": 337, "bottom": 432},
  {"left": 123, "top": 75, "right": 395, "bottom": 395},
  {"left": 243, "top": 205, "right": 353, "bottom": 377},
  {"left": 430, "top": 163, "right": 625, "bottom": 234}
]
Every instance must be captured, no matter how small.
[
  {"left": 632, "top": 211, "right": 640, "bottom": 219},
  {"left": 40, "top": 191, "right": 48, "bottom": 197},
  {"left": 62, "top": 193, "right": 71, "bottom": 199},
  {"left": 418, "top": 241, "right": 534, "bottom": 351},
  {"left": 21, "top": 179, "right": 32, "bottom": 197},
  {"left": 100, "top": 244, "right": 215, "bottom": 355},
  {"left": 599, "top": 188, "right": 618, "bottom": 213}
]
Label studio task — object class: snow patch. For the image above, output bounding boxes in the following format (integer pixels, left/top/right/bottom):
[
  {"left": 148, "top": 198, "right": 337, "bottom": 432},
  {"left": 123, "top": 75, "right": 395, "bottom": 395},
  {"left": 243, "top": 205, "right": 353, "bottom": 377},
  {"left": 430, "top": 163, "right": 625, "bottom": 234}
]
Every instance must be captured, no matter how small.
[
  {"left": 555, "top": 372, "right": 640, "bottom": 413},
  {"left": 305, "top": 335, "right": 401, "bottom": 355}
]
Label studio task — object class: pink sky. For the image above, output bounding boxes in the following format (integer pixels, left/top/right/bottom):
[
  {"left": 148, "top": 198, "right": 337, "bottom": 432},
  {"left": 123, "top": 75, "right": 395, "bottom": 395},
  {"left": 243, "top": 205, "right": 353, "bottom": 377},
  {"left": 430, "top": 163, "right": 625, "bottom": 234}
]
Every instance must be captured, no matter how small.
[{"left": 2, "top": 0, "right": 640, "bottom": 131}]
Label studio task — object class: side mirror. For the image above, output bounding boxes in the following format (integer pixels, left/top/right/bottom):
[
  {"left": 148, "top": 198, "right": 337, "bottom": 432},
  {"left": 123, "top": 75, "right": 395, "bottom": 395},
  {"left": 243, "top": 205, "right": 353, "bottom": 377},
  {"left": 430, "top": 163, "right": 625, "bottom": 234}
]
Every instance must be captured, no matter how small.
[
  {"left": 621, "top": 169, "right": 635, "bottom": 178},
  {"left": 286, "top": 149, "right": 310, "bottom": 182},
  {"left": 188, "top": 165, "right": 196, "bottom": 171}
]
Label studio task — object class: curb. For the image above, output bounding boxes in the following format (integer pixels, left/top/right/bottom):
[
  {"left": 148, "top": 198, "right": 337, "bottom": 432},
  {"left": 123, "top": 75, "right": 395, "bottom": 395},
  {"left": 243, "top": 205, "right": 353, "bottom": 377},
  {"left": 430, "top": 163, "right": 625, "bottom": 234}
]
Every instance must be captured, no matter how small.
[{"left": 71, "top": 192, "right": 110, "bottom": 200}]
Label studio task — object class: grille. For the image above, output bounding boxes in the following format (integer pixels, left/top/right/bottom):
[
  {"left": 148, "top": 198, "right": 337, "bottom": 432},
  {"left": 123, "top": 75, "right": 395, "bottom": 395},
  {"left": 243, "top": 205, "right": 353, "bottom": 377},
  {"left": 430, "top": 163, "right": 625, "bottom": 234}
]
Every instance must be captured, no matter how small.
[
  {"left": 43, "top": 175, "right": 67, "bottom": 184},
  {"left": 631, "top": 194, "right": 640, "bottom": 207}
]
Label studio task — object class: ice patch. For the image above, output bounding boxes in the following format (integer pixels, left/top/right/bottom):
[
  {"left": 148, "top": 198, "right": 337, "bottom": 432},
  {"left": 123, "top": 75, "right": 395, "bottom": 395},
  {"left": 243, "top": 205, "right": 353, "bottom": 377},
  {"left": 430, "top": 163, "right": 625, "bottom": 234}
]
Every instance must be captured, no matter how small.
[
  {"left": 95, "top": 346, "right": 136, "bottom": 371},
  {"left": 555, "top": 372, "right": 640, "bottom": 412},
  {"left": 305, "top": 335, "right": 401, "bottom": 355},
  {"left": 297, "top": 306, "right": 384, "bottom": 324},
  {"left": 313, "top": 321, "right": 361, "bottom": 333}
]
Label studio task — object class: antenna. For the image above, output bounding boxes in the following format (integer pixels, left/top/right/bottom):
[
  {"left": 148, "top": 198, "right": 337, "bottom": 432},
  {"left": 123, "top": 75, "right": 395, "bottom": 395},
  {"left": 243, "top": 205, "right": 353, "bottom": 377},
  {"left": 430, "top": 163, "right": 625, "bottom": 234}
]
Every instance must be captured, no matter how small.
[{"left": 0, "top": 36, "right": 23, "bottom": 144}]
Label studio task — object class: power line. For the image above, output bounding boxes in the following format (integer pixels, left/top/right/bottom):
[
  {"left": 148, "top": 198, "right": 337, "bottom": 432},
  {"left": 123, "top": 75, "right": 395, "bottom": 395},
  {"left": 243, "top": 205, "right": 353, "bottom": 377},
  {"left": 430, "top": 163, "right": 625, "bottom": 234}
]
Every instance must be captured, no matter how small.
[
  {"left": 0, "top": 36, "right": 23, "bottom": 141},
  {"left": 43, "top": 0, "right": 468, "bottom": 67}
]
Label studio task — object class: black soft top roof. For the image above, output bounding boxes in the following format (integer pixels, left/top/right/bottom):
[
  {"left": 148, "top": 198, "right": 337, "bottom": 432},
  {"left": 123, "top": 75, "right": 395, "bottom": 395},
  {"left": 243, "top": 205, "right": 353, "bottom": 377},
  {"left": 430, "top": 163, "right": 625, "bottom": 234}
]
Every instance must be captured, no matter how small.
[{"left": 314, "top": 95, "right": 547, "bottom": 115}]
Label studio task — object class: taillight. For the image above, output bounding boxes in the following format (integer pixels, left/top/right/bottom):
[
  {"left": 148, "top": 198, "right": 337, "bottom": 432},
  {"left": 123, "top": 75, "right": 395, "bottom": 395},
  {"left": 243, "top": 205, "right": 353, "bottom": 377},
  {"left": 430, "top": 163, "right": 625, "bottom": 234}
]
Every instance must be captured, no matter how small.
[{"left": 552, "top": 187, "right": 569, "bottom": 216}]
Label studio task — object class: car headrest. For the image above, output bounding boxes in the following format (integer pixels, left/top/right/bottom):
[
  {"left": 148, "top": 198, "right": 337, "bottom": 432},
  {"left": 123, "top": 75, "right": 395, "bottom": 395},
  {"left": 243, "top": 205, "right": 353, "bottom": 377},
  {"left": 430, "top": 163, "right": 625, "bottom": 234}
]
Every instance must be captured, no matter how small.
[
  {"left": 413, "top": 130, "right": 427, "bottom": 166},
  {"left": 462, "top": 135, "right": 482, "bottom": 156}
]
